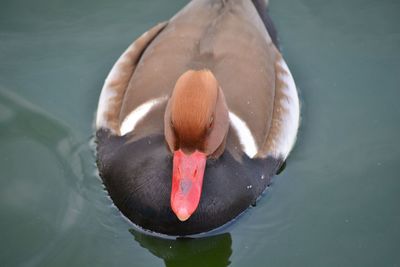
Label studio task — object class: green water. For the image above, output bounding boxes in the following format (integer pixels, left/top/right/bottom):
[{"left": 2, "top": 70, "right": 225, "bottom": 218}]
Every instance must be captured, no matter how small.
[{"left": 1, "top": 0, "right": 399, "bottom": 266}]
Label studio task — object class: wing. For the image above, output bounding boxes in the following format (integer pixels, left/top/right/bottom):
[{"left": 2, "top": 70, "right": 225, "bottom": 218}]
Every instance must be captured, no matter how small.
[
  {"left": 117, "top": 0, "right": 278, "bottom": 152},
  {"left": 96, "top": 22, "right": 168, "bottom": 134},
  {"left": 258, "top": 52, "right": 300, "bottom": 159}
]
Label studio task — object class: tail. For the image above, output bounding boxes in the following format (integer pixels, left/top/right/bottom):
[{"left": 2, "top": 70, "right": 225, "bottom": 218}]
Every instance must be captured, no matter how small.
[{"left": 251, "top": 0, "right": 279, "bottom": 48}]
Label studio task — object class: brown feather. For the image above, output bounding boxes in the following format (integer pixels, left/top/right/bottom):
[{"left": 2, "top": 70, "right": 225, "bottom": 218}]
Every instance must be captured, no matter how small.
[{"left": 170, "top": 70, "right": 218, "bottom": 150}]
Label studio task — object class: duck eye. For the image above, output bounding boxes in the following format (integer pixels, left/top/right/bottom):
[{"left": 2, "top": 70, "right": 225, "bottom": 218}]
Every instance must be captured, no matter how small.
[{"left": 208, "top": 116, "right": 214, "bottom": 128}]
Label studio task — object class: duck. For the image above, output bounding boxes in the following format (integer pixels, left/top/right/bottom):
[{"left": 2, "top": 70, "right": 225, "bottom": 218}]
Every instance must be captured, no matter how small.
[{"left": 95, "top": 0, "right": 300, "bottom": 236}]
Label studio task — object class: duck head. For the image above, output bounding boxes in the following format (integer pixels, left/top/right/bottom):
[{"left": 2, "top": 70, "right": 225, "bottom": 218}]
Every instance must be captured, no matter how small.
[{"left": 164, "top": 70, "right": 229, "bottom": 221}]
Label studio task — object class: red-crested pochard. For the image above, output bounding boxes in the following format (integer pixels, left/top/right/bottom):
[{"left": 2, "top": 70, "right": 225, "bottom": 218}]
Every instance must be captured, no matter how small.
[{"left": 96, "top": 0, "right": 300, "bottom": 235}]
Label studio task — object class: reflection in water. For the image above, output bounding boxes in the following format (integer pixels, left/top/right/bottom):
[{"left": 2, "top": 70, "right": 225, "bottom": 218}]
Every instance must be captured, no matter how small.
[
  {"left": 0, "top": 87, "right": 81, "bottom": 165},
  {"left": 0, "top": 87, "right": 88, "bottom": 193},
  {"left": 130, "top": 229, "right": 232, "bottom": 267},
  {"left": 0, "top": 87, "right": 92, "bottom": 266}
]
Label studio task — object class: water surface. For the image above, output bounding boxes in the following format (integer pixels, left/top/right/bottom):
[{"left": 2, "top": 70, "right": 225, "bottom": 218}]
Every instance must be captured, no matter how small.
[{"left": 1, "top": 0, "right": 399, "bottom": 266}]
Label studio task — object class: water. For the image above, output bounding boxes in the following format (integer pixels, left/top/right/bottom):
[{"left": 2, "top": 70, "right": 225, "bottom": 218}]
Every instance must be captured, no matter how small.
[{"left": 1, "top": 0, "right": 399, "bottom": 266}]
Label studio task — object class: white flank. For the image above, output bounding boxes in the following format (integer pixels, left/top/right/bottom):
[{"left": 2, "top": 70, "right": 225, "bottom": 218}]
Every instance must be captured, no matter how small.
[
  {"left": 95, "top": 41, "right": 139, "bottom": 132},
  {"left": 120, "top": 96, "right": 168, "bottom": 136},
  {"left": 273, "top": 58, "right": 300, "bottom": 159},
  {"left": 229, "top": 112, "right": 258, "bottom": 158},
  {"left": 96, "top": 83, "right": 117, "bottom": 131}
]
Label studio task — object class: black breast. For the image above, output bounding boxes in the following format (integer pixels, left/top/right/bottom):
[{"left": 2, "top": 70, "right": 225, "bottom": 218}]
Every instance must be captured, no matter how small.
[{"left": 96, "top": 129, "right": 281, "bottom": 235}]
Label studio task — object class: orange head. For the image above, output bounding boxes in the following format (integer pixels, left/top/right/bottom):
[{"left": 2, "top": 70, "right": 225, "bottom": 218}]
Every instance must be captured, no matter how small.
[{"left": 164, "top": 70, "right": 229, "bottom": 221}]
